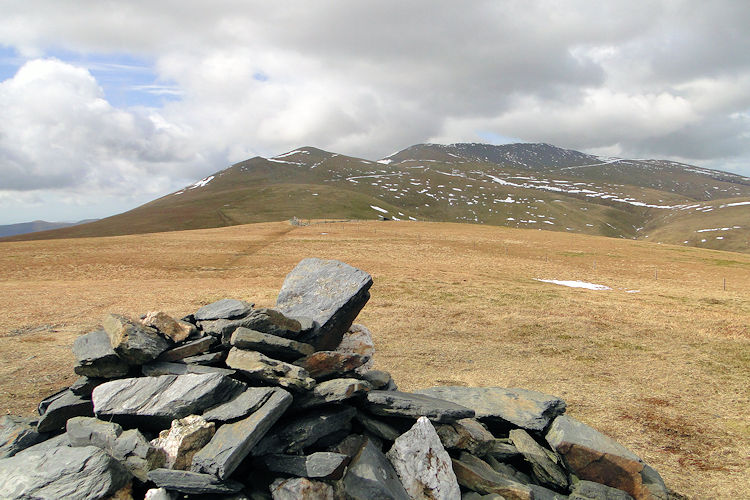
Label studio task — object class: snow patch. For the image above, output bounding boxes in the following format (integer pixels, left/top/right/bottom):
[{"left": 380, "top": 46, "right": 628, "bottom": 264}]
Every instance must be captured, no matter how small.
[
  {"left": 370, "top": 205, "right": 389, "bottom": 214},
  {"left": 535, "top": 279, "right": 611, "bottom": 290},
  {"left": 189, "top": 175, "right": 215, "bottom": 189}
]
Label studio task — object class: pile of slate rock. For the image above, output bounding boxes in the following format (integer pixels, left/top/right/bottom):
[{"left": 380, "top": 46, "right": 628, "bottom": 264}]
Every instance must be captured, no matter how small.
[{"left": 0, "top": 258, "right": 671, "bottom": 500}]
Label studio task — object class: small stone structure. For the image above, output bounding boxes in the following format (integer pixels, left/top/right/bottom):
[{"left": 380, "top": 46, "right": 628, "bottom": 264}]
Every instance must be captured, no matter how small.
[{"left": 0, "top": 257, "right": 671, "bottom": 499}]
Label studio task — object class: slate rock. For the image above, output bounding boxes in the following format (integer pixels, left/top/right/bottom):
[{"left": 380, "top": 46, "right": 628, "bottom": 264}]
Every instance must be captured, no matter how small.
[
  {"left": 14, "top": 432, "right": 71, "bottom": 457},
  {"left": 70, "top": 376, "right": 106, "bottom": 397},
  {"left": 231, "top": 327, "right": 313, "bottom": 361},
  {"left": 437, "top": 418, "right": 496, "bottom": 456},
  {"left": 509, "top": 428, "right": 569, "bottom": 491},
  {"left": 342, "top": 437, "right": 410, "bottom": 500},
  {"left": 37, "top": 386, "right": 70, "bottom": 416},
  {"left": 151, "top": 414, "right": 215, "bottom": 470},
  {"left": 92, "top": 373, "right": 245, "bottom": 429},
  {"left": 202, "top": 386, "right": 277, "bottom": 422},
  {"left": 354, "top": 411, "right": 402, "bottom": 441},
  {"left": 66, "top": 416, "right": 122, "bottom": 450},
  {"left": 226, "top": 348, "right": 316, "bottom": 391},
  {"left": 72, "top": 329, "right": 130, "bottom": 378},
  {"left": 104, "top": 313, "right": 171, "bottom": 365},
  {"left": 528, "top": 484, "right": 570, "bottom": 500},
  {"left": 194, "top": 298, "right": 253, "bottom": 321},
  {"left": 142, "top": 360, "right": 236, "bottom": 377},
  {"left": 262, "top": 452, "right": 349, "bottom": 479},
  {"left": 484, "top": 455, "right": 533, "bottom": 485},
  {"left": 569, "top": 480, "right": 634, "bottom": 500},
  {"left": 294, "top": 351, "right": 367, "bottom": 379},
  {"left": 182, "top": 350, "right": 227, "bottom": 365},
  {"left": 415, "top": 386, "right": 566, "bottom": 432},
  {"left": 37, "top": 389, "right": 94, "bottom": 433},
  {"left": 239, "top": 307, "right": 302, "bottom": 338},
  {"left": 451, "top": 452, "right": 532, "bottom": 500},
  {"left": 253, "top": 405, "right": 357, "bottom": 456},
  {"left": 488, "top": 439, "right": 522, "bottom": 461},
  {"left": 386, "top": 416, "right": 461, "bottom": 500},
  {"left": 143, "top": 311, "right": 196, "bottom": 343},
  {"left": 641, "top": 464, "right": 669, "bottom": 500},
  {"left": 360, "top": 369, "right": 394, "bottom": 389},
  {"left": 192, "top": 388, "right": 293, "bottom": 479},
  {"left": 276, "top": 258, "right": 373, "bottom": 350},
  {"left": 335, "top": 323, "right": 375, "bottom": 374},
  {"left": 546, "top": 415, "right": 647, "bottom": 499},
  {"left": 112, "top": 428, "right": 167, "bottom": 481},
  {"left": 0, "top": 445, "right": 131, "bottom": 499},
  {"left": 296, "top": 378, "right": 372, "bottom": 409},
  {"left": 157, "top": 336, "right": 216, "bottom": 362},
  {"left": 148, "top": 468, "right": 244, "bottom": 495},
  {"left": 365, "top": 390, "right": 475, "bottom": 423},
  {"left": 0, "top": 415, "right": 45, "bottom": 458},
  {"left": 462, "top": 493, "right": 506, "bottom": 500},
  {"left": 270, "top": 477, "right": 335, "bottom": 500}
]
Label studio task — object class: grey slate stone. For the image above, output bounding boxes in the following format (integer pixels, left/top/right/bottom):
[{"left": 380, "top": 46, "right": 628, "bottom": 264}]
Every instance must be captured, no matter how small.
[
  {"left": 226, "top": 348, "right": 316, "bottom": 391},
  {"left": 0, "top": 445, "right": 131, "bottom": 499},
  {"left": 451, "top": 452, "right": 532, "bottom": 500},
  {"left": 360, "top": 369, "right": 394, "bottom": 389},
  {"left": 0, "top": 415, "right": 45, "bottom": 458},
  {"left": 238, "top": 307, "right": 302, "bottom": 338},
  {"left": 437, "top": 418, "right": 496, "bottom": 456},
  {"left": 104, "top": 313, "right": 172, "bottom": 365},
  {"left": 111, "top": 428, "right": 166, "bottom": 481},
  {"left": 528, "top": 484, "right": 570, "bottom": 500},
  {"left": 182, "top": 350, "right": 227, "bottom": 365},
  {"left": 142, "top": 360, "right": 236, "bottom": 377},
  {"left": 488, "top": 438, "right": 522, "bottom": 461},
  {"left": 342, "top": 437, "right": 410, "bottom": 500},
  {"left": 72, "top": 329, "right": 130, "bottom": 378},
  {"left": 70, "top": 376, "right": 106, "bottom": 397},
  {"left": 37, "top": 386, "right": 70, "bottom": 416},
  {"left": 484, "top": 455, "right": 533, "bottom": 485},
  {"left": 194, "top": 298, "right": 253, "bottom": 321},
  {"left": 66, "top": 416, "right": 122, "bottom": 450},
  {"left": 569, "top": 480, "right": 634, "bottom": 500},
  {"left": 294, "top": 351, "right": 368, "bottom": 379},
  {"left": 37, "top": 389, "right": 94, "bottom": 433},
  {"left": 415, "top": 386, "right": 566, "bottom": 431},
  {"left": 354, "top": 411, "right": 402, "bottom": 441},
  {"left": 509, "top": 428, "right": 569, "bottom": 491},
  {"left": 202, "top": 386, "right": 278, "bottom": 422},
  {"left": 295, "top": 378, "right": 372, "bottom": 409},
  {"left": 192, "top": 388, "right": 293, "bottom": 479},
  {"left": 14, "top": 432, "right": 71, "bottom": 457},
  {"left": 261, "top": 452, "right": 349, "bottom": 479},
  {"left": 252, "top": 405, "right": 357, "bottom": 456},
  {"left": 276, "top": 258, "right": 373, "bottom": 350},
  {"left": 92, "top": 373, "right": 245, "bottom": 429},
  {"left": 231, "top": 327, "right": 313, "bottom": 361},
  {"left": 148, "top": 468, "right": 244, "bottom": 495},
  {"left": 157, "top": 335, "right": 216, "bottom": 362},
  {"left": 365, "top": 390, "right": 475, "bottom": 423}
]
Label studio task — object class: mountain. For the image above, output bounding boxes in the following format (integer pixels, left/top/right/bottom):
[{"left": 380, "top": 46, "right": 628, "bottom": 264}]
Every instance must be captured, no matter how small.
[
  {"left": 3, "top": 143, "right": 749, "bottom": 252},
  {"left": 0, "top": 219, "right": 98, "bottom": 238}
]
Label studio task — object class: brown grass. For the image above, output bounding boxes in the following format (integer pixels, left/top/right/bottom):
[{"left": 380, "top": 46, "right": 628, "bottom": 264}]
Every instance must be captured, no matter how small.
[{"left": 1, "top": 220, "right": 748, "bottom": 498}]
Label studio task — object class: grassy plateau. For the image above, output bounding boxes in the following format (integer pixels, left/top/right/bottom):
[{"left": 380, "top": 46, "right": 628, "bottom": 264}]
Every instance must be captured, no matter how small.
[{"left": 0, "top": 220, "right": 748, "bottom": 498}]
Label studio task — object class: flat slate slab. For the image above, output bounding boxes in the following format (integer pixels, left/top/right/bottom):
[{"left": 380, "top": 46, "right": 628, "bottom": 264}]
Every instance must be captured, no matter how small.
[
  {"left": 0, "top": 415, "right": 45, "bottom": 458},
  {"left": 148, "top": 468, "right": 244, "bottom": 495},
  {"left": 72, "top": 329, "right": 129, "bottom": 378},
  {"left": 92, "top": 373, "right": 245, "bottom": 429},
  {"left": 201, "top": 386, "right": 277, "bottom": 422},
  {"left": 0, "top": 445, "right": 131, "bottom": 500},
  {"left": 37, "top": 389, "right": 94, "bottom": 433},
  {"left": 365, "top": 390, "right": 475, "bottom": 423},
  {"left": 451, "top": 452, "right": 532, "bottom": 500},
  {"left": 104, "top": 313, "right": 171, "bottom": 365},
  {"left": 141, "top": 360, "right": 235, "bottom": 377},
  {"left": 415, "top": 386, "right": 566, "bottom": 431},
  {"left": 262, "top": 452, "right": 349, "bottom": 479},
  {"left": 157, "top": 336, "right": 216, "bottom": 362},
  {"left": 225, "top": 348, "right": 315, "bottom": 391},
  {"left": 230, "top": 327, "right": 313, "bottom": 361},
  {"left": 276, "top": 258, "right": 373, "bottom": 350},
  {"left": 194, "top": 299, "right": 253, "bottom": 321},
  {"left": 294, "top": 351, "right": 367, "bottom": 379},
  {"left": 509, "top": 428, "right": 568, "bottom": 491}
]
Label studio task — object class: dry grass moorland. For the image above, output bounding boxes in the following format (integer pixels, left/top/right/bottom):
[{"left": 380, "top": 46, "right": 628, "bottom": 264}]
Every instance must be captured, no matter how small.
[{"left": 0, "top": 220, "right": 748, "bottom": 498}]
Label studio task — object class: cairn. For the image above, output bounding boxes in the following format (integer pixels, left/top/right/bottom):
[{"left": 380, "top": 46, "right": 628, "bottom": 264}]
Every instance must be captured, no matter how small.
[{"left": 0, "top": 258, "right": 669, "bottom": 500}]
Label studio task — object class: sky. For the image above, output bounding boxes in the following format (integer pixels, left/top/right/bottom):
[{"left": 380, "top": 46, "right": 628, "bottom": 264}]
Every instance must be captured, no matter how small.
[{"left": 1, "top": 1, "right": 749, "bottom": 224}]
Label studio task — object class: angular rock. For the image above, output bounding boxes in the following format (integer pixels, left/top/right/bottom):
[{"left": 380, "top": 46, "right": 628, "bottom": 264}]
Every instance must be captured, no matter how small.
[
  {"left": 365, "top": 390, "right": 475, "bottom": 423},
  {"left": 194, "top": 298, "right": 253, "bottom": 321},
  {"left": 528, "top": 484, "right": 570, "bottom": 500},
  {"left": 70, "top": 376, "right": 105, "bottom": 397},
  {"left": 451, "top": 452, "right": 532, "bottom": 500},
  {"left": 270, "top": 477, "right": 335, "bottom": 500},
  {"left": 0, "top": 415, "right": 44, "bottom": 458},
  {"left": 296, "top": 378, "right": 372, "bottom": 409},
  {"left": 342, "top": 437, "right": 410, "bottom": 500},
  {"left": 0, "top": 445, "right": 131, "bottom": 499},
  {"left": 386, "top": 416, "right": 461, "bottom": 500},
  {"left": 14, "top": 432, "right": 71, "bottom": 457},
  {"left": 104, "top": 313, "right": 171, "bottom": 365},
  {"left": 355, "top": 411, "right": 402, "bottom": 441},
  {"left": 335, "top": 323, "right": 375, "bottom": 374},
  {"left": 569, "top": 480, "right": 634, "bottom": 500},
  {"left": 37, "top": 389, "right": 94, "bottom": 433},
  {"left": 253, "top": 405, "right": 357, "bottom": 456},
  {"left": 157, "top": 336, "right": 216, "bottom": 362},
  {"left": 226, "top": 348, "right": 316, "bottom": 391},
  {"left": 484, "top": 455, "right": 533, "bottom": 485},
  {"left": 143, "top": 311, "right": 196, "bottom": 343},
  {"left": 360, "top": 369, "right": 394, "bottom": 389},
  {"left": 462, "top": 494, "right": 506, "bottom": 500},
  {"left": 641, "top": 464, "right": 669, "bottom": 500},
  {"left": 202, "top": 386, "right": 277, "bottom": 422},
  {"left": 509, "top": 428, "right": 568, "bottom": 491},
  {"left": 92, "top": 373, "right": 245, "bottom": 429},
  {"left": 488, "top": 439, "right": 522, "bottom": 461},
  {"left": 262, "top": 452, "right": 349, "bottom": 479},
  {"left": 151, "top": 415, "right": 215, "bottom": 470},
  {"left": 72, "top": 329, "right": 130, "bottom": 378},
  {"left": 182, "top": 350, "right": 227, "bottom": 365},
  {"left": 66, "top": 416, "right": 122, "bottom": 450},
  {"left": 546, "top": 415, "right": 647, "bottom": 500},
  {"left": 294, "top": 351, "right": 367, "bottom": 379},
  {"left": 276, "top": 258, "right": 373, "bottom": 350},
  {"left": 112, "top": 428, "right": 167, "bottom": 481},
  {"left": 415, "top": 386, "right": 566, "bottom": 432},
  {"left": 192, "top": 388, "right": 293, "bottom": 479},
  {"left": 437, "top": 418, "right": 496, "bottom": 456},
  {"left": 142, "top": 360, "right": 236, "bottom": 377},
  {"left": 148, "top": 468, "right": 244, "bottom": 495},
  {"left": 239, "top": 307, "right": 302, "bottom": 338},
  {"left": 231, "top": 327, "right": 313, "bottom": 361}
]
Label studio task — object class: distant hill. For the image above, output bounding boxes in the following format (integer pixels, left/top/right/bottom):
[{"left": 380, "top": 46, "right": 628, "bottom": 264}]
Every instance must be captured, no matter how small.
[
  {"left": 0, "top": 219, "right": 98, "bottom": 238},
  {"left": 3, "top": 142, "right": 748, "bottom": 252}
]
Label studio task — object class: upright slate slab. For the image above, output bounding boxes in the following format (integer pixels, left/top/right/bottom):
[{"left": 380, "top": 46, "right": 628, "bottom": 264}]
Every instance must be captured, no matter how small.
[
  {"left": 342, "top": 437, "right": 410, "bottom": 500},
  {"left": 148, "top": 469, "right": 244, "bottom": 495},
  {"left": 72, "top": 329, "right": 129, "bottom": 378},
  {"left": 0, "top": 445, "right": 131, "bottom": 500},
  {"left": 92, "top": 373, "right": 245, "bottom": 429},
  {"left": 415, "top": 386, "right": 566, "bottom": 431},
  {"left": 276, "top": 258, "right": 373, "bottom": 350}
]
